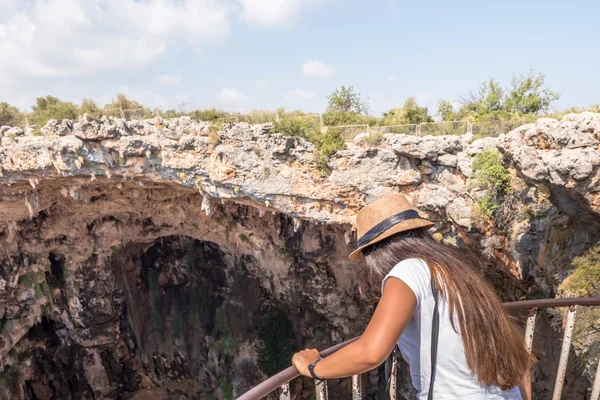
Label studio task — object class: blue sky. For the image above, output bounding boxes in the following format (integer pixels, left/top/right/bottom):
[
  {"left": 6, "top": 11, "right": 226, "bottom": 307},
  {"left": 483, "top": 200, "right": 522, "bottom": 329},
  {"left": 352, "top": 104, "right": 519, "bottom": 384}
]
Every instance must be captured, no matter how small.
[{"left": 1, "top": 0, "right": 598, "bottom": 117}]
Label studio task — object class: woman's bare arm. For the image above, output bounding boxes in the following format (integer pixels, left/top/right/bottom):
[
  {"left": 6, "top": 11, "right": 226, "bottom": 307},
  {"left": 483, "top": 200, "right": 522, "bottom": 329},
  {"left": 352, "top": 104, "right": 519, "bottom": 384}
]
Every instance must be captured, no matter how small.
[
  {"left": 518, "top": 368, "right": 531, "bottom": 400},
  {"left": 292, "top": 278, "right": 417, "bottom": 378}
]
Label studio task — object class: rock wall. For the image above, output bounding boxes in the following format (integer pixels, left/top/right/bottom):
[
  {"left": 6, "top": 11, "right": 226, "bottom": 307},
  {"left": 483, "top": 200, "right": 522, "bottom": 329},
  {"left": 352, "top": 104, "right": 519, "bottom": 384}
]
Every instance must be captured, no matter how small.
[{"left": 0, "top": 112, "right": 599, "bottom": 399}]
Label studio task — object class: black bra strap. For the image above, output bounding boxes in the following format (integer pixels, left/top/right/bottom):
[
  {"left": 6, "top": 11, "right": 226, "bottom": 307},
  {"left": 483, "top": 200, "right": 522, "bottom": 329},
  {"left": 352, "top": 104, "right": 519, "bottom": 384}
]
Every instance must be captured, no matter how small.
[{"left": 428, "top": 276, "right": 440, "bottom": 400}]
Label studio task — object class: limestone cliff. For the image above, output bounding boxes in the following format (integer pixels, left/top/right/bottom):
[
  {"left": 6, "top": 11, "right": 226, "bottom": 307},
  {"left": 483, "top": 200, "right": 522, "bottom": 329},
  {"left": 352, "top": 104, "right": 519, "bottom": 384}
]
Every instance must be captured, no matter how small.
[{"left": 0, "top": 112, "right": 598, "bottom": 399}]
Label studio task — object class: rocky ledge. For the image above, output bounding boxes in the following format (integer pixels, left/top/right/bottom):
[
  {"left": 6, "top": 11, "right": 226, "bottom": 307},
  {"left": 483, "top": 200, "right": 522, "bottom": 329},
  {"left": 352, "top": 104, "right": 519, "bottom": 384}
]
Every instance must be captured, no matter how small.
[{"left": 0, "top": 112, "right": 598, "bottom": 399}]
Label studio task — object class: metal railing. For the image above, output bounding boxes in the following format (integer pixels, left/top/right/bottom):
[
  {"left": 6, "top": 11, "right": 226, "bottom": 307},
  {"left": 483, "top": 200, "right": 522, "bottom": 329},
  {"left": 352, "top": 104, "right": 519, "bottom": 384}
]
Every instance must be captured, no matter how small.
[
  {"left": 325, "top": 120, "right": 473, "bottom": 143},
  {"left": 238, "top": 297, "right": 600, "bottom": 400}
]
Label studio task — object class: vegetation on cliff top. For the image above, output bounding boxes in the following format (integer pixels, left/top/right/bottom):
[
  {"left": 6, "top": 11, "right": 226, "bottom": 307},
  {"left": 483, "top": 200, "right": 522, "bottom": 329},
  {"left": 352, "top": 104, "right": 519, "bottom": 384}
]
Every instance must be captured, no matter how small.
[{"left": 3, "top": 70, "right": 598, "bottom": 133}]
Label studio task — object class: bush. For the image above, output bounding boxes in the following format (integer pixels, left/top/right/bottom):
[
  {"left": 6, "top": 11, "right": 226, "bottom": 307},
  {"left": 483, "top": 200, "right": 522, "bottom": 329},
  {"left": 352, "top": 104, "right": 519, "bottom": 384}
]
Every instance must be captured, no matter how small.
[
  {"left": 272, "top": 116, "right": 346, "bottom": 172},
  {"left": 272, "top": 115, "right": 319, "bottom": 138},
  {"left": 235, "top": 109, "right": 278, "bottom": 124},
  {"left": 310, "top": 128, "right": 346, "bottom": 172},
  {"left": 0, "top": 102, "right": 25, "bottom": 126},
  {"left": 558, "top": 243, "right": 600, "bottom": 354},
  {"left": 189, "top": 108, "right": 231, "bottom": 122},
  {"left": 363, "top": 131, "right": 384, "bottom": 146},
  {"left": 30, "top": 96, "right": 79, "bottom": 127},
  {"left": 559, "top": 243, "right": 600, "bottom": 296},
  {"left": 470, "top": 112, "right": 537, "bottom": 137},
  {"left": 159, "top": 109, "right": 184, "bottom": 119},
  {"left": 471, "top": 149, "right": 512, "bottom": 220}
]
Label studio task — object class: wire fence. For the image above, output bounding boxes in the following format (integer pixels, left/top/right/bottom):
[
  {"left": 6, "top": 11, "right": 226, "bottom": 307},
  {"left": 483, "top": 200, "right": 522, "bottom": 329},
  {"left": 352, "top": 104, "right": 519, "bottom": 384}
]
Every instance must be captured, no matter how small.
[
  {"left": 66, "top": 101, "right": 524, "bottom": 141},
  {"left": 370, "top": 124, "right": 419, "bottom": 135},
  {"left": 323, "top": 120, "right": 473, "bottom": 141}
]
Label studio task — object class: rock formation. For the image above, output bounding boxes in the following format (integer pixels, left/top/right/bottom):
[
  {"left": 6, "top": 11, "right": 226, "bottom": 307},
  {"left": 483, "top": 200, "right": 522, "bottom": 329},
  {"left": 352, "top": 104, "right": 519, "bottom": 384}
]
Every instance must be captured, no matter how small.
[{"left": 0, "top": 112, "right": 599, "bottom": 399}]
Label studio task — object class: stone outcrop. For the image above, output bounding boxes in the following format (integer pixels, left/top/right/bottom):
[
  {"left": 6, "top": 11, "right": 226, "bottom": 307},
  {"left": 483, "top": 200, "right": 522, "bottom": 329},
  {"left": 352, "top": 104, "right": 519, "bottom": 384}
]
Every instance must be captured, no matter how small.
[{"left": 0, "top": 113, "right": 599, "bottom": 399}]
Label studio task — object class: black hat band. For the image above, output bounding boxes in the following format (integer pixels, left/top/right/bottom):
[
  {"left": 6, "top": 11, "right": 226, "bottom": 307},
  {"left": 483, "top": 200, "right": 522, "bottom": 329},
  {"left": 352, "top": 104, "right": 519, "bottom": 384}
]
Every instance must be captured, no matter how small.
[{"left": 357, "top": 209, "right": 421, "bottom": 248}]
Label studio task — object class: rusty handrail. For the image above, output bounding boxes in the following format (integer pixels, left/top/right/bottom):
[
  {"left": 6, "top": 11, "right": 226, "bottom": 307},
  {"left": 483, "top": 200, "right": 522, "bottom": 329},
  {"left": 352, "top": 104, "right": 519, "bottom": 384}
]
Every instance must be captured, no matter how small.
[
  {"left": 237, "top": 297, "right": 600, "bottom": 400},
  {"left": 503, "top": 297, "right": 600, "bottom": 310},
  {"left": 237, "top": 338, "right": 359, "bottom": 400}
]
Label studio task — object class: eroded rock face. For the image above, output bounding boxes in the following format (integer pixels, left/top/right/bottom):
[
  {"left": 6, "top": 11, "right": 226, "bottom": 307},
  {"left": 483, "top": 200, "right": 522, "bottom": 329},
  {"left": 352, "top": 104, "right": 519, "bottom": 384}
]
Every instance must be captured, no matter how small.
[{"left": 0, "top": 113, "right": 599, "bottom": 399}]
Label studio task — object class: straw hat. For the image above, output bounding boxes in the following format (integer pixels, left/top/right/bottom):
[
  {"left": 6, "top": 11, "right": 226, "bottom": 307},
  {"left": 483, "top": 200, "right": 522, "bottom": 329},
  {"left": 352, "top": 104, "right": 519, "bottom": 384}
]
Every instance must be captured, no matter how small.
[{"left": 348, "top": 193, "right": 435, "bottom": 261}]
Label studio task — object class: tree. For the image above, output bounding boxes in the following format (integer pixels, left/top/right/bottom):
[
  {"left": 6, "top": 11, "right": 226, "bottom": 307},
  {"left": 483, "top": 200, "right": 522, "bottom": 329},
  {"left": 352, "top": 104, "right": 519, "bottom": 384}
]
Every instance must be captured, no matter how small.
[
  {"left": 436, "top": 99, "right": 455, "bottom": 121},
  {"left": 382, "top": 98, "right": 433, "bottom": 125},
  {"left": 80, "top": 99, "right": 102, "bottom": 119},
  {"left": 504, "top": 70, "right": 560, "bottom": 115},
  {"left": 104, "top": 93, "right": 147, "bottom": 120},
  {"left": 0, "top": 102, "right": 24, "bottom": 126},
  {"left": 326, "top": 86, "right": 367, "bottom": 114},
  {"left": 459, "top": 70, "right": 560, "bottom": 119},
  {"left": 31, "top": 96, "right": 79, "bottom": 126},
  {"left": 402, "top": 97, "right": 433, "bottom": 124},
  {"left": 383, "top": 97, "right": 433, "bottom": 125}
]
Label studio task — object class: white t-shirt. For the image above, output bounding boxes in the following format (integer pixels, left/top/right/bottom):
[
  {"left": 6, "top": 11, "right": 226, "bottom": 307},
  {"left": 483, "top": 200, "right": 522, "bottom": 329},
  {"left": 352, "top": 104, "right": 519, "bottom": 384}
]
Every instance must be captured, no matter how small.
[{"left": 381, "top": 258, "right": 523, "bottom": 400}]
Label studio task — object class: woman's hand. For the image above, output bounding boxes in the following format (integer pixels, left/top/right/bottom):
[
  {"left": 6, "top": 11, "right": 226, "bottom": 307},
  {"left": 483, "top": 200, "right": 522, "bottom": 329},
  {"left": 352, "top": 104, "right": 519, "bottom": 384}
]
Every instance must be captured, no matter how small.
[{"left": 291, "top": 348, "right": 321, "bottom": 377}]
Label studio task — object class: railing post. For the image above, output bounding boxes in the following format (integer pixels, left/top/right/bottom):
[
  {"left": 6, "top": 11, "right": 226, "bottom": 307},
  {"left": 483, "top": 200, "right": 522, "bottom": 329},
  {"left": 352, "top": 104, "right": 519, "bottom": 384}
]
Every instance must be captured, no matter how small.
[
  {"left": 352, "top": 375, "right": 363, "bottom": 400},
  {"left": 315, "top": 380, "right": 328, "bottom": 400},
  {"left": 591, "top": 356, "right": 600, "bottom": 400},
  {"left": 279, "top": 383, "right": 291, "bottom": 400},
  {"left": 552, "top": 305, "right": 577, "bottom": 400},
  {"left": 525, "top": 308, "right": 537, "bottom": 352}
]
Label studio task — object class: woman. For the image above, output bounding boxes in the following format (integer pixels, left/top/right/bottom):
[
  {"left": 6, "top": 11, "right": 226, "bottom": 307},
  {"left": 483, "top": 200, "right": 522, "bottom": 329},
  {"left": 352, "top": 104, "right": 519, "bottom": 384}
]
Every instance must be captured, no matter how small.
[{"left": 292, "top": 193, "right": 533, "bottom": 399}]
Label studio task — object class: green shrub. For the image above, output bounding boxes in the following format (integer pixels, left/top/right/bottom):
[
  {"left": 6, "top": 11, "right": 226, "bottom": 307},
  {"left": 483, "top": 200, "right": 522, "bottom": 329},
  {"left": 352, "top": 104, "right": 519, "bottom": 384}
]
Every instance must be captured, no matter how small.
[
  {"left": 559, "top": 243, "right": 600, "bottom": 296},
  {"left": 273, "top": 115, "right": 319, "bottom": 137},
  {"left": 471, "top": 149, "right": 512, "bottom": 220},
  {"left": 559, "top": 243, "right": 600, "bottom": 353},
  {"left": 234, "top": 109, "right": 278, "bottom": 124},
  {"left": 309, "top": 128, "right": 346, "bottom": 173},
  {"left": 189, "top": 108, "right": 231, "bottom": 122},
  {"left": 272, "top": 116, "right": 346, "bottom": 173},
  {"left": 0, "top": 102, "right": 24, "bottom": 126},
  {"left": 30, "top": 95, "right": 79, "bottom": 127},
  {"left": 363, "top": 131, "right": 384, "bottom": 146}
]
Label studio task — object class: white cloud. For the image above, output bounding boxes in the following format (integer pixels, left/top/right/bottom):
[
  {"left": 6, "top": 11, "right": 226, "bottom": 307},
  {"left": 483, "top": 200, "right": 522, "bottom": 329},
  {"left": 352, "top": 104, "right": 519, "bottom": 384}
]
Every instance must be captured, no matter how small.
[
  {"left": 237, "top": 0, "right": 327, "bottom": 27},
  {"left": 217, "top": 87, "right": 248, "bottom": 103},
  {"left": 389, "top": 75, "right": 399, "bottom": 81},
  {"left": 0, "top": 0, "right": 231, "bottom": 82},
  {"left": 159, "top": 74, "right": 181, "bottom": 85},
  {"left": 301, "top": 60, "right": 334, "bottom": 78},
  {"left": 285, "top": 90, "right": 315, "bottom": 101}
]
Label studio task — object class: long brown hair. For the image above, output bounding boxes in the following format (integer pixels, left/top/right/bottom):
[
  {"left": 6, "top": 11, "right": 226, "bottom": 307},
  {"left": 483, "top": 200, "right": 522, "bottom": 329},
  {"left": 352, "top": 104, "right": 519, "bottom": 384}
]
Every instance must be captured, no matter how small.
[{"left": 361, "top": 227, "right": 533, "bottom": 390}]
